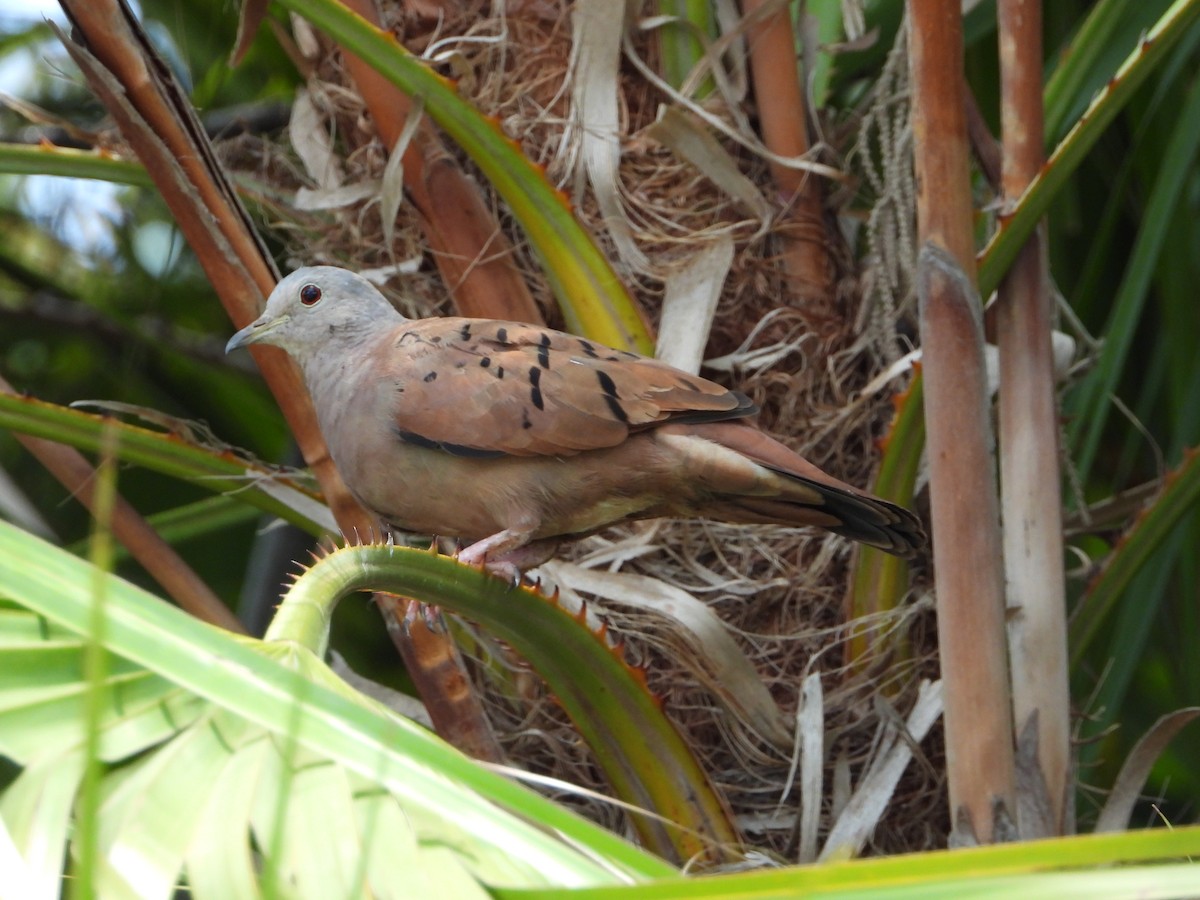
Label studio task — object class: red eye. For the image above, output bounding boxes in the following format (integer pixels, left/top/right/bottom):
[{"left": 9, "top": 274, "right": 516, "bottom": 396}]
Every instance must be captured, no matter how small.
[{"left": 299, "top": 283, "right": 322, "bottom": 306}]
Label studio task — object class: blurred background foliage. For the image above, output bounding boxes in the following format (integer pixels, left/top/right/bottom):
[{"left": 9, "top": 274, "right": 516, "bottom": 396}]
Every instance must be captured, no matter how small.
[{"left": 0, "top": 0, "right": 1197, "bottom": 832}]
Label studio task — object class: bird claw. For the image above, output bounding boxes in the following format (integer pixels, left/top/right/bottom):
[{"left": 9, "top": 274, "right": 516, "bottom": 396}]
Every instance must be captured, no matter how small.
[
  {"left": 456, "top": 536, "right": 525, "bottom": 587},
  {"left": 401, "top": 600, "right": 445, "bottom": 635},
  {"left": 461, "top": 555, "right": 525, "bottom": 588},
  {"left": 456, "top": 534, "right": 560, "bottom": 587},
  {"left": 490, "top": 561, "right": 524, "bottom": 590}
]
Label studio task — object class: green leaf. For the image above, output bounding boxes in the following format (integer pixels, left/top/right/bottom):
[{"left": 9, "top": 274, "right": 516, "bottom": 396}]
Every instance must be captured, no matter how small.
[
  {"left": 0, "top": 142, "right": 151, "bottom": 187},
  {"left": 268, "top": 542, "right": 740, "bottom": 865},
  {"left": 0, "top": 392, "right": 331, "bottom": 536},
  {"left": 498, "top": 826, "right": 1200, "bottom": 898},
  {"left": 185, "top": 737, "right": 270, "bottom": 900},
  {"left": 1070, "top": 448, "right": 1200, "bottom": 663},
  {"left": 89, "top": 708, "right": 239, "bottom": 898},
  {"left": 1064, "top": 71, "right": 1200, "bottom": 483}
]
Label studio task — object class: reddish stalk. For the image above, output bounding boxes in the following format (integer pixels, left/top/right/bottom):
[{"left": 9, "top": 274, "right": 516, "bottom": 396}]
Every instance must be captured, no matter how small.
[
  {"left": 740, "top": 0, "right": 836, "bottom": 329},
  {"left": 996, "top": 0, "right": 1070, "bottom": 837},
  {"left": 909, "top": 1, "right": 1015, "bottom": 842}
]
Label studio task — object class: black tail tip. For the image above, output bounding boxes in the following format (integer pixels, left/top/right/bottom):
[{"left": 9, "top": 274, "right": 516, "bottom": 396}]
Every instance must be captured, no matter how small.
[{"left": 830, "top": 497, "right": 926, "bottom": 558}]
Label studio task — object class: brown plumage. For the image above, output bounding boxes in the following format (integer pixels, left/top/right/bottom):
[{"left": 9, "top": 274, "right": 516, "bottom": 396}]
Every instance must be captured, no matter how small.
[{"left": 227, "top": 267, "right": 924, "bottom": 575}]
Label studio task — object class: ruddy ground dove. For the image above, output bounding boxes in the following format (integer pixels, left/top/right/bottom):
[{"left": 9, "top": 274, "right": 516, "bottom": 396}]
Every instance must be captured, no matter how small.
[{"left": 227, "top": 267, "right": 924, "bottom": 577}]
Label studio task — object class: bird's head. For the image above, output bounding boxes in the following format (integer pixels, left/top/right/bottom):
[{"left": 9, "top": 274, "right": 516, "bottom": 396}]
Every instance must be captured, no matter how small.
[{"left": 225, "top": 266, "right": 401, "bottom": 361}]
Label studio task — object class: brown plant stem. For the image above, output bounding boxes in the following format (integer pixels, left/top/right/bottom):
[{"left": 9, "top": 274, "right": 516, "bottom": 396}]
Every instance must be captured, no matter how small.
[
  {"left": 965, "top": 87, "right": 1003, "bottom": 194},
  {"left": 909, "top": 0, "right": 1015, "bottom": 843},
  {"left": 0, "top": 376, "right": 244, "bottom": 633},
  {"left": 740, "top": 0, "right": 836, "bottom": 329},
  {"left": 996, "top": 0, "right": 1070, "bottom": 837},
  {"left": 376, "top": 593, "right": 506, "bottom": 762}
]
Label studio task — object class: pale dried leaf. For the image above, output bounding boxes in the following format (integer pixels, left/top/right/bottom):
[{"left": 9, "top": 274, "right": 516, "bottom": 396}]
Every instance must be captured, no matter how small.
[
  {"left": 621, "top": 26, "right": 846, "bottom": 183},
  {"left": 243, "top": 472, "right": 338, "bottom": 534},
  {"left": 842, "top": 0, "right": 867, "bottom": 41},
  {"left": 0, "top": 91, "right": 102, "bottom": 144},
  {"left": 570, "top": 0, "right": 652, "bottom": 275},
  {"left": 819, "top": 680, "right": 943, "bottom": 860},
  {"left": 0, "top": 464, "right": 57, "bottom": 541},
  {"left": 644, "top": 107, "right": 772, "bottom": 225},
  {"left": 294, "top": 182, "right": 379, "bottom": 211},
  {"left": 289, "top": 13, "right": 322, "bottom": 61},
  {"left": 329, "top": 652, "right": 433, "bottom": 728},
  {"left": 71, "top": 400, "right": 233, "bottom": 449},
  {"left": 358, "top": 258, "right": 424, "bottom": 285},
  {"left": 859, "top": 329, "right": 1075, "bottom": 398},
  {"left": 655, "top": 234, "right": 734, "bottom": 374},
  {"left": 704, "top": 308, "right": 815, "bottom": 374},
  {"left": 543, "top": 560, "right": 792, "bottom": 748},
  {"left": 796, "top": 672, "right": 824, "bottom": 863},
  {"left": 380, "top": 98, "right": 425, "bottom": 251},
  {"left": 858, "top": 348, "right": 921, "bottom": 398},
  {"left": 290, "top": 88, "right": 341, "bottom": 190},
  {"left": 831, "top": 752, "right": 851, "bottom": 822}
]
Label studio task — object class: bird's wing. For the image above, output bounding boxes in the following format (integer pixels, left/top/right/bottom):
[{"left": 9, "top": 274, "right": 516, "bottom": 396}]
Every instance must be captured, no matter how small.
[{"left": 383, "top": 318, "right": 756, "bottom": 457}]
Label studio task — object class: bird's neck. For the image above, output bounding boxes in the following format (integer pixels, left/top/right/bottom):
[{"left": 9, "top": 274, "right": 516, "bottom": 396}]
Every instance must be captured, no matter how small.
[{"left": 296, "top": 324, "right": 394, "bottom": 415}]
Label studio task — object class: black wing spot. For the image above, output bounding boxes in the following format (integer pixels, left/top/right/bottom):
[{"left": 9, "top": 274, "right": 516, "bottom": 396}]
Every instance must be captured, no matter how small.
[
  {"left": 603, "top": 396, "right": 629, "bottom": 423},
  {"left": 596, "top": 370, "right": 619, "bottom": 398},
  {"left": 423, "top": 371, "right": 438, "bottom": 383},
  {"left": 396, "top": 429, "right": 506, "bottom": 458},
  {"left": 496, "top": 366, "right": 505, "bottom": 379},
  {"left": 595, "top": 370, "right": 628, "bottom": 422},
  {"left": 521, "top": 409, "right": 532, "bottom": 429},
  {"left": 528, "top": 366, "right": 544, "bottom": 410},
  {"left": 578, "top": 340, "right": 599, "bottom": 359},
  {"left": 480, "top": 356, "right": 491, "bottom": 368},
  {"left": 537, "top": 332, "right": 551, "bottom": 369},
  {"left": 459, "top": 323, "right": 472, "bottom": 341},
  {"left": 496, "top": 327, "right": 509, "bottom": 343}
]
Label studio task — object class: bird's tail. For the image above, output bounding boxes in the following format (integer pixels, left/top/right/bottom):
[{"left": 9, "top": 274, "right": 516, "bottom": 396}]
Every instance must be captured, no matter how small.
[{"left": 686, "top": 423, "right": 926, "bottom": 558}]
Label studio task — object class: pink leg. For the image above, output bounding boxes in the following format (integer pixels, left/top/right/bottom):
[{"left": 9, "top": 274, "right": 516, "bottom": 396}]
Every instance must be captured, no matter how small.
[{"left": 458, "top": 529, "right": 560, "bottom": 585}]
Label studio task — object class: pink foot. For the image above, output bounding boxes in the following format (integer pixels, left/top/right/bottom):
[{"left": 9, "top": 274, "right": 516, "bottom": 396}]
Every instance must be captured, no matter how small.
[{"left": 457, "top": 530, "right": 560, "bottom": 586}]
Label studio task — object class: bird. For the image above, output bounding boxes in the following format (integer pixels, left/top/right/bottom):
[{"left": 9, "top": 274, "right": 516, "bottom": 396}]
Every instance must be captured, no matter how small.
[{"left": 226, "top": 266, "right": 924, "bottom": 579}]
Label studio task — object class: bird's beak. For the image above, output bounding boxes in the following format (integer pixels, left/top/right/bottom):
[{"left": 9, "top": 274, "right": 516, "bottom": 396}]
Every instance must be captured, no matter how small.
[{"left": 225, "top": 313, "right": 288, "bottom": 354}]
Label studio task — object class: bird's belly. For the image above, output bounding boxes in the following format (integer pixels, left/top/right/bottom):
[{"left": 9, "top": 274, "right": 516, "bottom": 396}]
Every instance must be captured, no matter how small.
[
  {"left": 338, "top": 443, "right": 507, "bottom": 538},
  {"left": 331, "top": 432, "right": 675, "bottom": 542}
]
